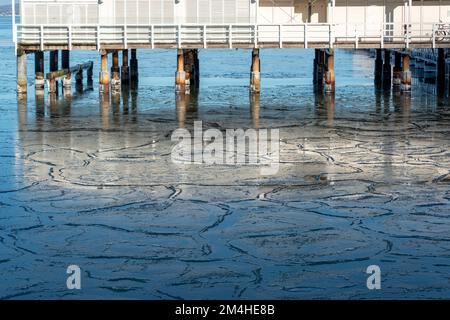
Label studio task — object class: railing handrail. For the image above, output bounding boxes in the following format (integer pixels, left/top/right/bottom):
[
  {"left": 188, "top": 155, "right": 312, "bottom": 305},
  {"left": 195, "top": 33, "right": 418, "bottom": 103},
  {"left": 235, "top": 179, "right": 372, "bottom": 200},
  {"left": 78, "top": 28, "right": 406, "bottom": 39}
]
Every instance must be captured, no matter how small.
[{"left": 14, "top": 22, "right": 449, "bottom": 53}]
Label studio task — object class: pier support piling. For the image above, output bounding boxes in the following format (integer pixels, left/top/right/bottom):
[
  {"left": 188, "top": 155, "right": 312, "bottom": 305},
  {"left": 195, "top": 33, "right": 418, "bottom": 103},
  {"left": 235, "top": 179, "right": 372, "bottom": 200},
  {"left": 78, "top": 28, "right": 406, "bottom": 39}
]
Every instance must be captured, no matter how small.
[
  {"left": 183, "top": 49, "right": 200, "bottom": 91},
  {"left": 383, "top": 50, "right": 392, "bottom": 88},
  {"left": 99, "top": 51, "right": 110, "bottom": 93},
  {"left": 250, "top": 48, "right": 261, "bottom": 93},
  {"left": 176, "top": 49, "right": 187, "bottom": 93},
  {"left": 437, "top": 48, "right": 446, "bottom": 96},
  {"left": 111, "top": 51, "right": 121, "bottom": 92},
  {"left": 16, "top": 48, "right": 28, "bottom": 94},
  {"left": 62, "top": 50, "right": 71, "bottom": 89},
  {"left": 121, "top": 49, "right": 130, "bottom": 86},
  {"left": 130, "top": 49, "right": 139, "bottom": 84},
  {"left": 315, "top": 49, "right": 325, "bottom": 90},
  {"left": 401, "top": 53, "right": 412, "bottom": 92},
  {"left": 393, "top": 51, "right": 402, "bottom": 87},
  {"left": 325, "top": 49, "right": 335, "bottom": 93},
  {"left": 34, "top": 51, "right": 45, "bottom": 91},
  {"left": 48, "top": 50, "right": 59, "bottom": 93},
  {"left": 325, "top": 49, "right": 336, "bottom": 93},
  {"left": 374, "top": 49, "right": 383, "bottom": 86}
]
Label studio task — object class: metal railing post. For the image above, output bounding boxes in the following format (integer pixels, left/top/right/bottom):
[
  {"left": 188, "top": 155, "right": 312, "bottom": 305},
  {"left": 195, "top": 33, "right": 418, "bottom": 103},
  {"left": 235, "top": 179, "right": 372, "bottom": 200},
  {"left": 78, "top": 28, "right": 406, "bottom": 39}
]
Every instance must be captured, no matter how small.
[
  {"left": 203, "top": 25, "right": 207, "bottom": 48},
  {"left": 229, "top": 24, "right": 233, "bottom": 49},
  {"left": 254, "top": 24, "right": 258, "bottom": 48},
  {"left": 124, "top": 25, "right": 127, "bottom": 49},
  {"left": 68, "top": 25, "right": 72, "bottom": 50},
  {"left": 96, "top": 25, "right": 100, "bottom": 51},
  {"left": 279, "top": 24, "right": 282, "bottom": 48},
  {"left": 151, "top": 25, "right": 154, "bottom": 49},
  {"left": 40, "top": 25, "right": 44, "bottom": 51},
  {"left": 432, "top": 24, "right": 436, "bottom": 49},
  {"left": 304, "top": 24, "right": 308, "bottom": 49}
]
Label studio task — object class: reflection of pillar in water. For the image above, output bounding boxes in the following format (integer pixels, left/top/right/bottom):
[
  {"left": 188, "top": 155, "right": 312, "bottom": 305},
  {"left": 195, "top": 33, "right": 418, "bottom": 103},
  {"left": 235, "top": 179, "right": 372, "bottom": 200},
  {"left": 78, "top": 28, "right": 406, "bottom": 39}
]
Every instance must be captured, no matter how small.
[
  {"left": 437, "top": 48, "right": 446, "bottom": 97},
  {"left": 75, "top": 67, "right": 83, "bottom": 94},
  {"left": 122, "top": 85, "right": 129, "bottom": 115},
  {"left": 324, "top": 93, "right": 335, "bottom": 127},
  {"left": 35, "top": 92, "right": 45, "bottom": 120},
  {"left": 48, "top": 93, "right": 58, "bottom": 117},
  {"left": 100, "top": 92, "right": 110, "bottom": 129},
  {"left": 250, "top": 93, "right": 260, "bottom": 129},
  {"left": 17, "top": 94, "right": 27, "bottom": 129},
  {"left": 176, "top": 92, "right": 187, "bottom": 128},
  {"left": 130, "top": 88, "right": 138, "bottom": 122},
  {"left": 111, "top": 89, "right": 121, "bottom": 121},
  {"left": 374, "top": 87, "right": 382, "bottom": 114}
]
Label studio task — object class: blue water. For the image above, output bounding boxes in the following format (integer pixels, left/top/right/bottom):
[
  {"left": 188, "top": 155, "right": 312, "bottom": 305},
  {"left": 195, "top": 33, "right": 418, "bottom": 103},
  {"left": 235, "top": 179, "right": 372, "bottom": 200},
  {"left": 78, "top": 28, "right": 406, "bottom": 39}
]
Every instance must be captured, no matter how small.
[{"left": 0, "top": 16, "right": 450, "bottom": 299}]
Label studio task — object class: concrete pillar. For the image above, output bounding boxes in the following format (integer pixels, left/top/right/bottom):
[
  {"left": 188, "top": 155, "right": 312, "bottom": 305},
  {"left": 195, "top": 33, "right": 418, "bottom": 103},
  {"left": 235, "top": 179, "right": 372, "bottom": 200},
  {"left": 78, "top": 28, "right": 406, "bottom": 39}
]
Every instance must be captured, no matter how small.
[
  {"left": 401, "top": 53, "right": 412, "bottom": 92},
  {"left": 61, "top": 50, "right": 71, "bottom": 89},
  {"left": 175, "top": 49, "right": 187, "bottom": 93},
  {"left": 393, "top": 51, "right": 402, "bottom": 86},
  {"left": 183, "top": 49, "right": 200, "bottom": 92},
  {"left": 374, "top": 49, "right": 383, "bottom": 86},
  {"left": 437, "top": 48, "right": 446, "bottom": 96},
  {"left": 316, "top": 49, "right": 325, "bottom": 90},
  {"left": 48, "top": 51, "right": 59, "bottom": 93},
  {"left": 16, "top": 48, "right": 28, "bottom": 94},
  {"left": 325, "top": 49, "right": 335, "bottom": 93},
  {"left": 194, "top": 50, "right": 200, "bottom": 89},
  {"left": 121, "top": 49, "right": 130, "bottom": 86},
  {"left": 99, "top": 51, "right": 110, "bottom": 93},
  {"left": 130, "top": 49, "right": 139, "bottom": 84},
  {"left": 34, "top": 51, "right": 45, "bottom": 91},
  {"left": 383, "top": 50, "right": 392, "bottom": 88},
  {"left": 250, "top": 48, "right": 261, "bottom": 93},
  {"left": 111, "top": 51, "right": 121, "bottom": 92}
]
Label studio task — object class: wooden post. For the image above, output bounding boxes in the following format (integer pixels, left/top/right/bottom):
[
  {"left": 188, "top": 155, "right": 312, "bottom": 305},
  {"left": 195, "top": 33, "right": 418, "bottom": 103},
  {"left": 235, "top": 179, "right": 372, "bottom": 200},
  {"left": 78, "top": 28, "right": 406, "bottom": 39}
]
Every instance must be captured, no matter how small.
[
  {"left": 325, "top": 49, "right": 335, "bottom": 93},
  {"left": 47, "top": 51, "right": 59, "bottom": 93},
  {"left": 121, "top": 49, "right": 130, "bottom": 86},
  {"left": 183, "top": 49, "right": 199, "bottom": 92},
  {"left": 17, "top": 48, "right": 27, "bottom": 94},
  {"left": 130, "top": 49, "right": 139, "bottom": 84},
  {"left": 401, "top": 53, "right": 412, "bottom": 92},
  {"left": 374, "top": 49, "right": 383, "bottom": 86},
  {"left": 175, "top": 49, "right": 187, "bottom": 93},
  {"left": 250, "top": 48, "right": 261, "bottom": 93},
  {"left": 437, "top": 48, "right": 446, "bottom": 96},
  {"left": 393, "top": 51, "right": 402, "bottom": 87},
  {"left": 317, "top": 49, "right": 325, "bottom": 90},
  {"left": 99, "top": 51, "right": 110, "bottom": 93},
  {"left": 111, "top": 50, "right": 121, "bottom": 92},
  {"left": 34, "top": 51, "right": 45, "bottom": 91},
  {"left": 62, "top": 50, "right": 71, "bottom": 89},
  {"left": 383, "top": 49, "right": 392, "bottom": 88}
]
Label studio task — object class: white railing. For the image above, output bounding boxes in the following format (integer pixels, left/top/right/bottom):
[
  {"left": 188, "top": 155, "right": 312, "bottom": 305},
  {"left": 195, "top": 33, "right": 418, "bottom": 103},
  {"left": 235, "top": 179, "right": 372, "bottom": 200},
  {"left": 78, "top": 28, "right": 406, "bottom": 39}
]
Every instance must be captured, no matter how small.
[{"left": 14, "top": 23, "right": 450, "bottom": 51}]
